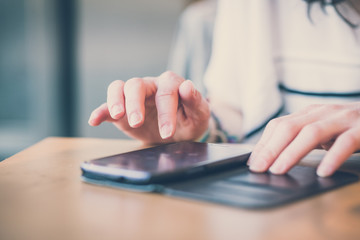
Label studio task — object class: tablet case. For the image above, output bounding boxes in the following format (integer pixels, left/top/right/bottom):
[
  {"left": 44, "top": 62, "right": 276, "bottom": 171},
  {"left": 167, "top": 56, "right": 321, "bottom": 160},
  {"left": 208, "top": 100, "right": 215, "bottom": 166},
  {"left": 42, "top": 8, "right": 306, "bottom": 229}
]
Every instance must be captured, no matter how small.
[{"left": 82, "top": 165, "right": 359, "bottom": 209}]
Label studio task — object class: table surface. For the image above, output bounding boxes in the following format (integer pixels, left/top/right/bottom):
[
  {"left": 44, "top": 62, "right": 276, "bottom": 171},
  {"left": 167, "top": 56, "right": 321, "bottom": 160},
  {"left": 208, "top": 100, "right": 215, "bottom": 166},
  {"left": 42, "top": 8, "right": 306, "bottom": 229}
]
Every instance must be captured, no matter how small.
[{"left": 1, "top": 137, "right": 360, "bottom": 240}]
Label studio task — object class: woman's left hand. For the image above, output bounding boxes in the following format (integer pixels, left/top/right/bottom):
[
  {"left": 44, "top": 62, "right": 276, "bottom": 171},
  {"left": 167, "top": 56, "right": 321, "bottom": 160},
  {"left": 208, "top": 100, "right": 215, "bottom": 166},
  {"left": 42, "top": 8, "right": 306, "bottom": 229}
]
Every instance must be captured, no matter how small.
[{"left": 248, "top": 102, "right": 360, "bottom": 177}]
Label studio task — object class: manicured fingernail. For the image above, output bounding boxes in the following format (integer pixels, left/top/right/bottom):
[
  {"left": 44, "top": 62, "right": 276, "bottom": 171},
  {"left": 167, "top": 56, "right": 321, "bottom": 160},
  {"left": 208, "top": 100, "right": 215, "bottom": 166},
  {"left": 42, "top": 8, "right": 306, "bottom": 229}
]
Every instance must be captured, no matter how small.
[
  {"left": 317, "top": 165, "right": 332, "bottom": 177},
  {"left": 111, "top": 105, "right": 123, "bottom": 118},
  {"left": 129, "top": 112, "right": 142, "bottom": 127},
  {"left": 160, "top": 124, "right": 172, "bottom": 139},
  {"left": 249, "top": 160, "right": 267, "bottom": 172}
]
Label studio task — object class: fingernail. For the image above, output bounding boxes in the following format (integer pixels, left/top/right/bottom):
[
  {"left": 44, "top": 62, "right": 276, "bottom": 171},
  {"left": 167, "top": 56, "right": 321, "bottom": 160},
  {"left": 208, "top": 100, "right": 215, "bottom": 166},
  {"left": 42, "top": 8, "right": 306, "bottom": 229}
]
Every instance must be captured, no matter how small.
[
  {"left": 129, "top": 112, "right": 142, "bottom": 127},
  {"left": 269, "top": 163, "right": 285, "bottom": 175},
  {"left": 111, "top": 105, "right": 123, "bottom": 118},
  {"left": 249, "top": 160, "right": 267, "bottom": 172},
  {"left": 160, "top": 124, "right": 172, "bottom": 139},
  {"left": 317, "top": 165, "right": 332, "bottom": 177}
]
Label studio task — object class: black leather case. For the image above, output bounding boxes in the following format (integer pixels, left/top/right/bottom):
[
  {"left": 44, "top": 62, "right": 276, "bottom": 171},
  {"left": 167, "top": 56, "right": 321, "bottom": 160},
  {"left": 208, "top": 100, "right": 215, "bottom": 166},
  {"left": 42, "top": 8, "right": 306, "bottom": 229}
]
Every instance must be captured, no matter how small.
[{"left": 82, "top": 165, "right": 358, "bottom": 209}]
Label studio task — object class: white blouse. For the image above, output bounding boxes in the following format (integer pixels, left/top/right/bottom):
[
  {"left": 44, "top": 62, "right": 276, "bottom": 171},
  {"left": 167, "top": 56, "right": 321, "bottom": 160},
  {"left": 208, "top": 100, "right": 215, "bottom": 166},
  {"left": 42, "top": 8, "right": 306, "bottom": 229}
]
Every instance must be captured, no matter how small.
[{"left": 204, "top": 0, "right": 360, "bottom": 141}]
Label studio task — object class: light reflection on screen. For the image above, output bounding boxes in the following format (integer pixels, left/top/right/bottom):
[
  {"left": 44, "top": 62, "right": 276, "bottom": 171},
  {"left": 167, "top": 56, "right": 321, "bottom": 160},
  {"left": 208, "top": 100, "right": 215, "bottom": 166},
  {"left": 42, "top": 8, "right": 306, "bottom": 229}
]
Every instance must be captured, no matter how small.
[{"left": 90, "top": 142, "right": 249, "bottom": 173}]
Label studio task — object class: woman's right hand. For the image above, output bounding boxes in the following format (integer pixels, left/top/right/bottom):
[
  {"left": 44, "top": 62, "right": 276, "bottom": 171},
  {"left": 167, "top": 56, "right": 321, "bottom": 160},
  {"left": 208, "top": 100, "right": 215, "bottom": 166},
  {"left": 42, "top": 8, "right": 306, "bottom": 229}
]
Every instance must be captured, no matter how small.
[{"left": 88, "top": 71, "right": 211, "bottom": 144}]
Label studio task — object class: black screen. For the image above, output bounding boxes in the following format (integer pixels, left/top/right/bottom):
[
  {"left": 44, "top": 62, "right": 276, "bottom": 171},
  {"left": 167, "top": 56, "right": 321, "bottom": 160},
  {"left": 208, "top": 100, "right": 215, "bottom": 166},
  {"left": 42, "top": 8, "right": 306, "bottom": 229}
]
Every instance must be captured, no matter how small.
[{"left": 88, "top": 142, "right": 250, "bottom": 174}]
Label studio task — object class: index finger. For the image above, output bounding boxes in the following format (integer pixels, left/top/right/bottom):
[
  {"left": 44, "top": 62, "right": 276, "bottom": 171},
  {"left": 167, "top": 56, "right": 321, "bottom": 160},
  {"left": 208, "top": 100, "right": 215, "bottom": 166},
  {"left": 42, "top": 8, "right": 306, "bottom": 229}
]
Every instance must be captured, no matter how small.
[
  {"left": 155, "top": 71, "right": 185, "bottom": 139},
  {"left": 107, "top": 80, "right": 125, "bottom": 119}
]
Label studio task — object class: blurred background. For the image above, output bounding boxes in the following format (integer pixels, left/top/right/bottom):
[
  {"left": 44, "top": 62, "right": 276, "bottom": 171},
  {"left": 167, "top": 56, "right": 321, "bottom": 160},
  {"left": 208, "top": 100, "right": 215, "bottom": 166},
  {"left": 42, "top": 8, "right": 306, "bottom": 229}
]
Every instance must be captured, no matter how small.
[{"left": 0, "top": 0, "right": 214, "bottom": 160}]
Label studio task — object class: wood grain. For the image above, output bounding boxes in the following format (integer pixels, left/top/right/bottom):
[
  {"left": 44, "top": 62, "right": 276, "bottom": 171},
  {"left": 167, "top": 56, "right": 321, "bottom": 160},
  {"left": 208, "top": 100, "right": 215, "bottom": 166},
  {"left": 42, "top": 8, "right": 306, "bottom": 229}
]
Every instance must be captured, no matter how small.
[{"left": 0, "top": 137, "right": 359, "bottom": 240}]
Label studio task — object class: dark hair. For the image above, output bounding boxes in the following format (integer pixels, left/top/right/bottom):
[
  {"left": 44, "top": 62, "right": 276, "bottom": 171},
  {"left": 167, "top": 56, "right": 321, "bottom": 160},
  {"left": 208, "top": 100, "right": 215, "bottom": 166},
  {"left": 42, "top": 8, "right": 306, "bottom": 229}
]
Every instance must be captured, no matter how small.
[{"left": 304, "top": 0, "right": 359, "bottom": 28}]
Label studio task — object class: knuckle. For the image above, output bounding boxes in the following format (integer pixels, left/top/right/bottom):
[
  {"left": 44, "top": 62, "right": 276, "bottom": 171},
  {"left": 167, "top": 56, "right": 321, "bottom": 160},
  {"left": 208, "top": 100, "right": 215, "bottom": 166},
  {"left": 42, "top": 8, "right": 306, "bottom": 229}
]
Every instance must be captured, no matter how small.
[
  {"left": 301, "top": 124, "right": 323, "bottom": 139},
  {"left": 160, "top": 71, "right": 177, "bottom": 79},
  {"left": 157, "top": 111, "right": 172, "bottom": 122},
  {"left": 108, "top": 80, "right": 124, "bottom": 93},
  {"left": 158, "top": 71, "right": 184, "bottom": 85},
  {"left": 124, "top": 78, "right": 144, "bottom": 92},
  {"left": 126, "top": 77, "right": 143, "bottom": 85},
  {"left": 301, "top": 104, "right": 323, "bottom": 114},
  {"left": 156, "top": 88, "right": 178, "bottom": 98},
  {"left": 340, "top": 109, "right": 360, "bottom": 120},
  {"left": 341, "top": 131, "right": 359, "bottom": 149},
  {"left": 278, "top": 119, "right": 298, "bottom": 133},
  {"left": 266, "top": 118, "right": 282, "bottom": 130},
  {"left": 325, "top": 104, "right": 342, "bottom": 112}
]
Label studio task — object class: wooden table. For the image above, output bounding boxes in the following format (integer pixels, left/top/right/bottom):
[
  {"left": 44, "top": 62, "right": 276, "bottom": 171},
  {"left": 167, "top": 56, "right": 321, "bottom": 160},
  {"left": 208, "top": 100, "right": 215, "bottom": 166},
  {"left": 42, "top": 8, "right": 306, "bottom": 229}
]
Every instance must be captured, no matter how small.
[{"left": 1, "top": 137, "right": 360, "bottom": 240}]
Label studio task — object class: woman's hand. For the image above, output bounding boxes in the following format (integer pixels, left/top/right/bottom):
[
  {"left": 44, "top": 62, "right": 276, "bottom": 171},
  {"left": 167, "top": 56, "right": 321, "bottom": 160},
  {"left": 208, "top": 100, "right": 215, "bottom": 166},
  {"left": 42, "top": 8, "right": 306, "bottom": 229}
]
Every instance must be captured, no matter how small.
[
  {"left": 88, "top": 71, "right": 210, "bottom": 144},
  {"left": 248, "top": 103, "right": 360, "bottom": 177}
]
